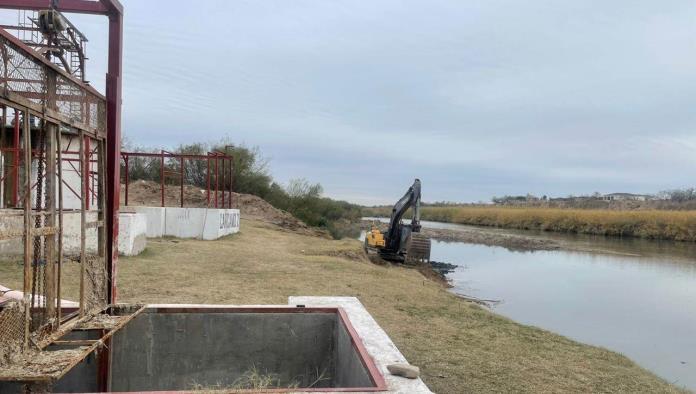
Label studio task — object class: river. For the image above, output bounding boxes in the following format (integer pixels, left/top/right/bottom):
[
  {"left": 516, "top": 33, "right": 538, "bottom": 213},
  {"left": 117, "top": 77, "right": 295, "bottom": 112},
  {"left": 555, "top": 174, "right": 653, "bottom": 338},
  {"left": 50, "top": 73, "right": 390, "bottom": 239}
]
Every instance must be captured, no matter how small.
[{"left": 361, "top": 218, "right": 696, "bottom": 390}]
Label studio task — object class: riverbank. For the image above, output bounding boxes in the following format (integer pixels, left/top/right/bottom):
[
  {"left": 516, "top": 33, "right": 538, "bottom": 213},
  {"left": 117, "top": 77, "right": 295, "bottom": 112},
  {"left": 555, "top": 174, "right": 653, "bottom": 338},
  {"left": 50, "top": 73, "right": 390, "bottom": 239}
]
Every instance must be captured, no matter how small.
[
  {"left": 0, "top": 218, "right": 681, "bottom": 392},
  {"left": 363, "top": 220, "right": 561, "bottom": 252},
  {"left": 364, "top": 206, "right": 696, "bottom": 242}
]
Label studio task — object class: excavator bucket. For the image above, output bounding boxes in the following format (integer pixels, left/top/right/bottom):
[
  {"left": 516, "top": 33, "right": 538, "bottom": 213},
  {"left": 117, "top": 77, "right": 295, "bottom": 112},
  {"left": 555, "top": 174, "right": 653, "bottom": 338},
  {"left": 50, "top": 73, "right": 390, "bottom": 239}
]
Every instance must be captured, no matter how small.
[{"left": 405, "top": 233, "right": 431, "bottom": 264}]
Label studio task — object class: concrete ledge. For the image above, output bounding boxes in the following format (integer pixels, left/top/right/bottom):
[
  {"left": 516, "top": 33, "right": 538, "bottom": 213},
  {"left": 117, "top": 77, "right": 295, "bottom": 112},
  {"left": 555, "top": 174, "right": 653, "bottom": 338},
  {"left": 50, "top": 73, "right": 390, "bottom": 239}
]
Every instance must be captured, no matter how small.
[
  {"left": 164, "top": 207, "right": 240, "bottom": 240},
  {"left": 289, "top": 296, "right": 433, "bottom": 394},
  {"left": 118, "top": 213, "right": 147, "bottom": 256}
]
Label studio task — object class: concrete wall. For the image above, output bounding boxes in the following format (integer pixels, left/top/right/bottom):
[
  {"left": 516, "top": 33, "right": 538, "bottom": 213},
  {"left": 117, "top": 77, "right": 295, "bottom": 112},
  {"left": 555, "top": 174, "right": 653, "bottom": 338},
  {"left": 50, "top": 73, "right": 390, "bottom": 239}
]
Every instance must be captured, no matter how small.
[
  {"left": 109, "top": 311, "right": 360, "bottom": 391},
  {"left": 118, "top": 213, "right": 147, "bottom": 256},
  {"left": 0, "top": 209, "right": 146, "bottom": 257},
  {"left": 132, "top": 206, "right": 240, "bottom": 240},
  {"left": 0, "top": 209, "right": 98, "bottom": 257},
  {"left": 164, "top": 207, "right": 240, "bottom": 240},
  {"left": 131, "top": 206, "right": 165, "bottom": 238},
  {"left": 290, "top": 297, "right": 433, "bottom": 393}
]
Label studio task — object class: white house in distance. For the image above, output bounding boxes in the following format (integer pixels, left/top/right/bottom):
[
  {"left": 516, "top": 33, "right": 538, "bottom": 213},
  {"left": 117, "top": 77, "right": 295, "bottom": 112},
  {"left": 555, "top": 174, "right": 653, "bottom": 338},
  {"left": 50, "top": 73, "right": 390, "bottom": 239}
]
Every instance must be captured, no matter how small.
[{"left": 602, "top": 193, "right": 652, "bottom": 202}]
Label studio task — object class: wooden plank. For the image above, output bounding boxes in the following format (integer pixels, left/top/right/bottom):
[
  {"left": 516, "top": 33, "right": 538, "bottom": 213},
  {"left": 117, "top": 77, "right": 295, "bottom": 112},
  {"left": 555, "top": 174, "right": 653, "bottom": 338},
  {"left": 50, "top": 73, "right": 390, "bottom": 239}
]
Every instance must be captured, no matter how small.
[{"left": 51, "top": 340, "right": 98, "bottom": 346}]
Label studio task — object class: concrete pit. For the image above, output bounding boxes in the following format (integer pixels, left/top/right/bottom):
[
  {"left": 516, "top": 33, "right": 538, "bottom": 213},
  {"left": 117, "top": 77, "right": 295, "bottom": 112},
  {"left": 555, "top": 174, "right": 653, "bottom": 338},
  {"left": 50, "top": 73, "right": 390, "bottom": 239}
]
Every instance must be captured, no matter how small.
[{"left": 2, "top": 306, "right": 385, "bottom": 393}]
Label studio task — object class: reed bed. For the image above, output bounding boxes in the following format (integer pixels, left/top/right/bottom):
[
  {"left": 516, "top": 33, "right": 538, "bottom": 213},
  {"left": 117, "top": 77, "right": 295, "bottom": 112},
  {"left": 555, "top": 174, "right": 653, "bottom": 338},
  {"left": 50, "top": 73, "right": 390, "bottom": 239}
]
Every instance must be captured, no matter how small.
[{"left": 366, "top": 206, "right": 696, "bottom": 242}]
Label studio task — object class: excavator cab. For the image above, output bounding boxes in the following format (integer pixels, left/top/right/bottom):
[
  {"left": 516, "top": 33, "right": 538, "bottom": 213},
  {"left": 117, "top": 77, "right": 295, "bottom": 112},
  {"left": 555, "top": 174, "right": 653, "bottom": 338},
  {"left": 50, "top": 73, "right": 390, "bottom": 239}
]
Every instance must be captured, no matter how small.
[{"left": 365, "top": 179, "right": 431, "bottom": 264}]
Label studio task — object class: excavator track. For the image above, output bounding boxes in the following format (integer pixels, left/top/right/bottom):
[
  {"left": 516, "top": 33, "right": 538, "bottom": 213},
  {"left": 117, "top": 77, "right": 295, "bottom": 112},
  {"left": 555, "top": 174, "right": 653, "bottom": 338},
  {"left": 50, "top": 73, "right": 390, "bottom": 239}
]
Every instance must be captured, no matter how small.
[{"left": 405, "top": 233, "right": 431, "bottom": 264}]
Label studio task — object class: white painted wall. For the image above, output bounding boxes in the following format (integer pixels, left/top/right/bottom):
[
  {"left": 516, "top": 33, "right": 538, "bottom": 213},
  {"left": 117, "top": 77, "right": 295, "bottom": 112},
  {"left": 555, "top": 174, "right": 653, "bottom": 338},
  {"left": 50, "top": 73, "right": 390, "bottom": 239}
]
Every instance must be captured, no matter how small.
[
  {"left": 131, "top": 206, "right": 166, "bottom": 238},
  {"left": 164, "top": 207, "right": 240, "bottom": 240},
  {"left": 0, "top": 208, "right": 98, "bottom": 256},
  {"left": 118, "top": 213, "right": 147, "bottom": 256}
]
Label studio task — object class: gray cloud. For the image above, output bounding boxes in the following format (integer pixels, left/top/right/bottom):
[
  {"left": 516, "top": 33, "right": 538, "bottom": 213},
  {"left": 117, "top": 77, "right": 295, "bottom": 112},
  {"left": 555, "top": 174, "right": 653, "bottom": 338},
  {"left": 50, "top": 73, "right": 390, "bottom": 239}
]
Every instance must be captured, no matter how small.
[{"left": 64, "top": 0, "right": 696, "bottom": 203}]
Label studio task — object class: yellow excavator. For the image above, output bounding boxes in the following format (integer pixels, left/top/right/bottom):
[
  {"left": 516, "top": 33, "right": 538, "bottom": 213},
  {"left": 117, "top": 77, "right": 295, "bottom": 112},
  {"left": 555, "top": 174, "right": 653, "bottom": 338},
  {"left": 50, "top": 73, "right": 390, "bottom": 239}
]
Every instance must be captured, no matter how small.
[{"left": 365, "top": 179, "right": 431, "bottom": 264}]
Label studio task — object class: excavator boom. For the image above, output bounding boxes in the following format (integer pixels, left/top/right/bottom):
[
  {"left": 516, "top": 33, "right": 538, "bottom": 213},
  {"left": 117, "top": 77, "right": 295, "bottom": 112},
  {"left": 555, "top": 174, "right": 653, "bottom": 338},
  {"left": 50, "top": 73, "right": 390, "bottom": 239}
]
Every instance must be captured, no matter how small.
[{"left": 365, "top": 179, "right": 431, "bottom": 264}]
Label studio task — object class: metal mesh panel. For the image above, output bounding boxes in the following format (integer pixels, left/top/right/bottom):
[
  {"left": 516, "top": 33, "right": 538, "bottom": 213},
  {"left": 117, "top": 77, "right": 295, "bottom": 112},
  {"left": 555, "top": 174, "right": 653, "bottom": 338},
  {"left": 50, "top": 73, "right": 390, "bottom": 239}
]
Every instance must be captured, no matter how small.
[
  {"left": 56, "top": 74, "right": 86, "bottom": 124},
  {"left": 0, "top": 42, "right": 47, "bottom": 106},
  {"left": 0, "top": 301, "right": 25, "bottom": 365},
  {"left": 0, "top": 34, "right": 106, "bottom": 135},
  {"left": 84, "top": 254, "right": 107, "bottom": 313}
]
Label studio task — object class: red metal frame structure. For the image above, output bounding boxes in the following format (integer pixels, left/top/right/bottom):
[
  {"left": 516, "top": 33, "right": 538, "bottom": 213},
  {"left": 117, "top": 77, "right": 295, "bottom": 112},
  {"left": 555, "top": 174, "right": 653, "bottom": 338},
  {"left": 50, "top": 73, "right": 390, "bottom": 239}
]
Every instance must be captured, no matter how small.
[
  {"left": 120, "top": 150, "right": 234, "bottom": 208},
  {"left": 0, "top": 0, "right": 123, "bottom": 304}
]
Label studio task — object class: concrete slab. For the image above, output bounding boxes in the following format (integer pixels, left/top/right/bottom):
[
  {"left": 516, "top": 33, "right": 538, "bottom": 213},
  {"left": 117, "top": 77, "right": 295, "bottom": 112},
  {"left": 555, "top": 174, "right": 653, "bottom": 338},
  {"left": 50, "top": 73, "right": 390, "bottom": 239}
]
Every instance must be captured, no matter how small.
[
  {"left": 289, "top": 296, "right": 433, "bottom": 394},
  {"left": 164, "top": 207, "right": 240, "bottom": 240},
  {"left": 118, "top": 213, "right": 147, "bottom": 256},
  {"left": 131, "top": 206, "right": 166, "bottom": 238}
]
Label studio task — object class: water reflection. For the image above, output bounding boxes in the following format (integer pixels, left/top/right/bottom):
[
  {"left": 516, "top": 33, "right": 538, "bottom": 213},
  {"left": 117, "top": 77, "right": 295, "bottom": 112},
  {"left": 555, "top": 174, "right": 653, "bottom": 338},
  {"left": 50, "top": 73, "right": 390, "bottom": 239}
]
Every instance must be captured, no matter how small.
[{"left": 360, "top": 217, "right": 696, "bottom": 390}]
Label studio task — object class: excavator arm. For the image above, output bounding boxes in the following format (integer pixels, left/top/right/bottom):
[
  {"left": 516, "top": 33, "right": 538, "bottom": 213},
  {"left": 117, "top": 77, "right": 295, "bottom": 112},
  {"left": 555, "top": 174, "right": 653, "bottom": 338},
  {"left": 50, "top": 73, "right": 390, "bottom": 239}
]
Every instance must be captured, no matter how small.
[
  {"left": 386, "top": 179, "right": 422, "bottom": 251},
  {"left": 365, "top": 179, "right": 430, "bottom": 264}
]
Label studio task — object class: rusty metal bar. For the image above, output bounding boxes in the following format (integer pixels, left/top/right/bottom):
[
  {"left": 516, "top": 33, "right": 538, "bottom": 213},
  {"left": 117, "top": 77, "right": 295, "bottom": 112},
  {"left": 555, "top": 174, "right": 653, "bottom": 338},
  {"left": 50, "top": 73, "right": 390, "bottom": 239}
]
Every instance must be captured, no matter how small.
[
  {"left": 179, "top": 156, "right": 184, "bottom": 207},
  {"left": 22, "top": 107, "right": 31, "bottom": 350},
  {"left": 44, "top": 121, "right": 57, "bottom": 322},
  {"left": 123, "top": 155, "right": 128, "bottom": 206},
  {"left": 206, "top": 154, "right": 210, "bottom": 207},
  {"left": 12, "top": 109, "right": 19, "bottom": 206},
  {"left": 84, "top": 136, "right": 90, "bottom": 210},
  {"left": 56, "top": 126, "right": 64, "bottom": 327},
  {"left": 215, "top": 155, "right": 219, "bottom": 208},
  {"left": 79, "top": 129, "right": 86, "bottom": 316},
  {"left": 160, "top": 149, "right": 164, "bottom": 207}
]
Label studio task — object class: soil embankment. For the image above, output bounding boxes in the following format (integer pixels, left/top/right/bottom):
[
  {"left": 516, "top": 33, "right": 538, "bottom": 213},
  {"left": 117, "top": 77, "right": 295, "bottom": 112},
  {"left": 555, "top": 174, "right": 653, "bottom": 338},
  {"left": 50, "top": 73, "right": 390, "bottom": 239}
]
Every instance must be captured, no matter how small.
[{"left": 121, "top": 180, "right": 330, "bottom": 238}]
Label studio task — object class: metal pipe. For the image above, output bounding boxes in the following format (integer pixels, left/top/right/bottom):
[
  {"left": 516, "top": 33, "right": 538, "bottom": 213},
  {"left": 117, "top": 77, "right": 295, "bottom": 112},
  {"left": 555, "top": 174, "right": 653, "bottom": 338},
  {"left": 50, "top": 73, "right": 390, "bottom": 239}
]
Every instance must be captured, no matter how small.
[
  {"left": 56, "top": 126, "right": 63, "bottom": 326},
  {"left": 221, "top": 157, "right": 225, "bottom": 208},
  {"left": 78, "top": 129, "right": 86, "bottom": 316},
  {"left": 160, "top": 149, "right": 164, "bottom": 207},
  {"left": 105, "top": 8, "right": 123, "bottom": 304},
  {"left": 13, "top": 108, "right": 19, "bottom": 207},
  {"left": 123, "top": 155, "right": 128, "bottom": 206},
  {"left": 22, "top": 108, "right": 31, "bottom": 349},
  {"left": 215, "top": 155, "right": 219, "bottom": 208},
  {"left": 44, "top": 121, "right": 57, "bottom": 322},
  {"left": 206, "top": 154, "right": 210, "bottom": 207},
  {"left": 84, "top": 135, "right": 90, "bottom": 210},
  {"left": 180, "top": 156, "right": 184, "bottom": 207}
]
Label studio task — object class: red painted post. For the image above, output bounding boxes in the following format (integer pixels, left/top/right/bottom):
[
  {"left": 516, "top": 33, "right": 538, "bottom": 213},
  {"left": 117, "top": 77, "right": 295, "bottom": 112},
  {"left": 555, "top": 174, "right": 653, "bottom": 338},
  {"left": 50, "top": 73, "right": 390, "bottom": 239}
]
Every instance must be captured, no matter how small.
[
  {"left": 160, "top": 150, "right": 164, "bottom": 207},
  {"left": 214, "top": 155, "right": 219, "bottom": 208},
  {"left": 229, "top": 157, "right": 233, "bottom": 208},
  {"left": 206, "top": 154, "right": 210, "bottom": 207},
  {"left": 123, "top": 155, "right": 129, "bottom": 206},
  {"left": 221, "top": 157, "right": 225, "bottom": 208},
  {"left": 105, "top": 5, "right": 123, "bottom": 304},
  {"left": 84, "top": 136, "right": 91, "bottom": 210},
  {"left": 180, "top": 156, "right": 184, "bottom": 208}
]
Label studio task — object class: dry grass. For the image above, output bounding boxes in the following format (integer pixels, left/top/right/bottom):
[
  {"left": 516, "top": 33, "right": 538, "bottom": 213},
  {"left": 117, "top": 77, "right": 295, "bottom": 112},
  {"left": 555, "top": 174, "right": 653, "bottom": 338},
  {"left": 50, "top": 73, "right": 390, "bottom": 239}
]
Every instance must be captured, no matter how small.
[
  {"left": 0, "top": 219, "right": 685, "bottom": 393},
  {"left": 368, "top": 206, "right": 696, "bottom": 242}
]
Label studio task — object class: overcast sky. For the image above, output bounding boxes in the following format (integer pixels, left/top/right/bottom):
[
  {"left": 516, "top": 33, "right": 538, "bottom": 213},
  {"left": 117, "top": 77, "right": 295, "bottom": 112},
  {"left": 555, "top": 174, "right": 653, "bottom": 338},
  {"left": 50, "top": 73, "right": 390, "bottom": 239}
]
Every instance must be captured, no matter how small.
[{"left": 64, "top": 0, "right": 696, "bottom": 205}]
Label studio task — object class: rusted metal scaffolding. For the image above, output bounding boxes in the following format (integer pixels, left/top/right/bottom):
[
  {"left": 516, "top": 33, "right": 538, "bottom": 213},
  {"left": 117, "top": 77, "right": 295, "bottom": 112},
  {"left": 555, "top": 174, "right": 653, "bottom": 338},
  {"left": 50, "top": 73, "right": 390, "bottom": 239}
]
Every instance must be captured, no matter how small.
[
  {"left": 0, "top": 1, "right": 125, "bottom": 389},
  {"left": 0, "top": 9, "right": 108, "bottom": 329},
  {"left": 120, "top": 150, "right": 234, "bottom": 208}
]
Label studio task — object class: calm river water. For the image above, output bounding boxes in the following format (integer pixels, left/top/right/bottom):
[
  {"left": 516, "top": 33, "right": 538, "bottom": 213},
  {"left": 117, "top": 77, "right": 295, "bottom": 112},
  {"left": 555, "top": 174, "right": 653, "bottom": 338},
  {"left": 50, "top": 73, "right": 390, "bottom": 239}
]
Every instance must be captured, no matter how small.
[{"left": 361, "top": 218, "right": 696, "bottom": 390}]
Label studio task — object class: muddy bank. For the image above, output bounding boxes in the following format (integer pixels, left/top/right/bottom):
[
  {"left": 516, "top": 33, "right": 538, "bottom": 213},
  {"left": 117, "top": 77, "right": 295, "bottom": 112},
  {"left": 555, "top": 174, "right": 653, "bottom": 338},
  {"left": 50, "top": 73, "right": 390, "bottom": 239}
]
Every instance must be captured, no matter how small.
[{"left": 362, "top": 220, "right": 561, "bottom": 252}]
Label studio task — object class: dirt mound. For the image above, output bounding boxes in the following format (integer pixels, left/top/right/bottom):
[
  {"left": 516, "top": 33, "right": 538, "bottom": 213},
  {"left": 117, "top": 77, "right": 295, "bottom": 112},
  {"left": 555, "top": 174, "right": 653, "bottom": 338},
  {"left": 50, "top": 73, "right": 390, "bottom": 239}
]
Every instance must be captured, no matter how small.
[{"left": 121, "top": 180, "right": 329, "bottom": 237}]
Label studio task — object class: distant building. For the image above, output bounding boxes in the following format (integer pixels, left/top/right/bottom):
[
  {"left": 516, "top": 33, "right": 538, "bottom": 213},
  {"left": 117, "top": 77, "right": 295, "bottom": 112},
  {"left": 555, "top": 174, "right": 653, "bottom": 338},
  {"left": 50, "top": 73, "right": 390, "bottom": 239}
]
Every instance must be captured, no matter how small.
[{"left": 602, "top": 193, "right": 650, "bottom": 202}]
